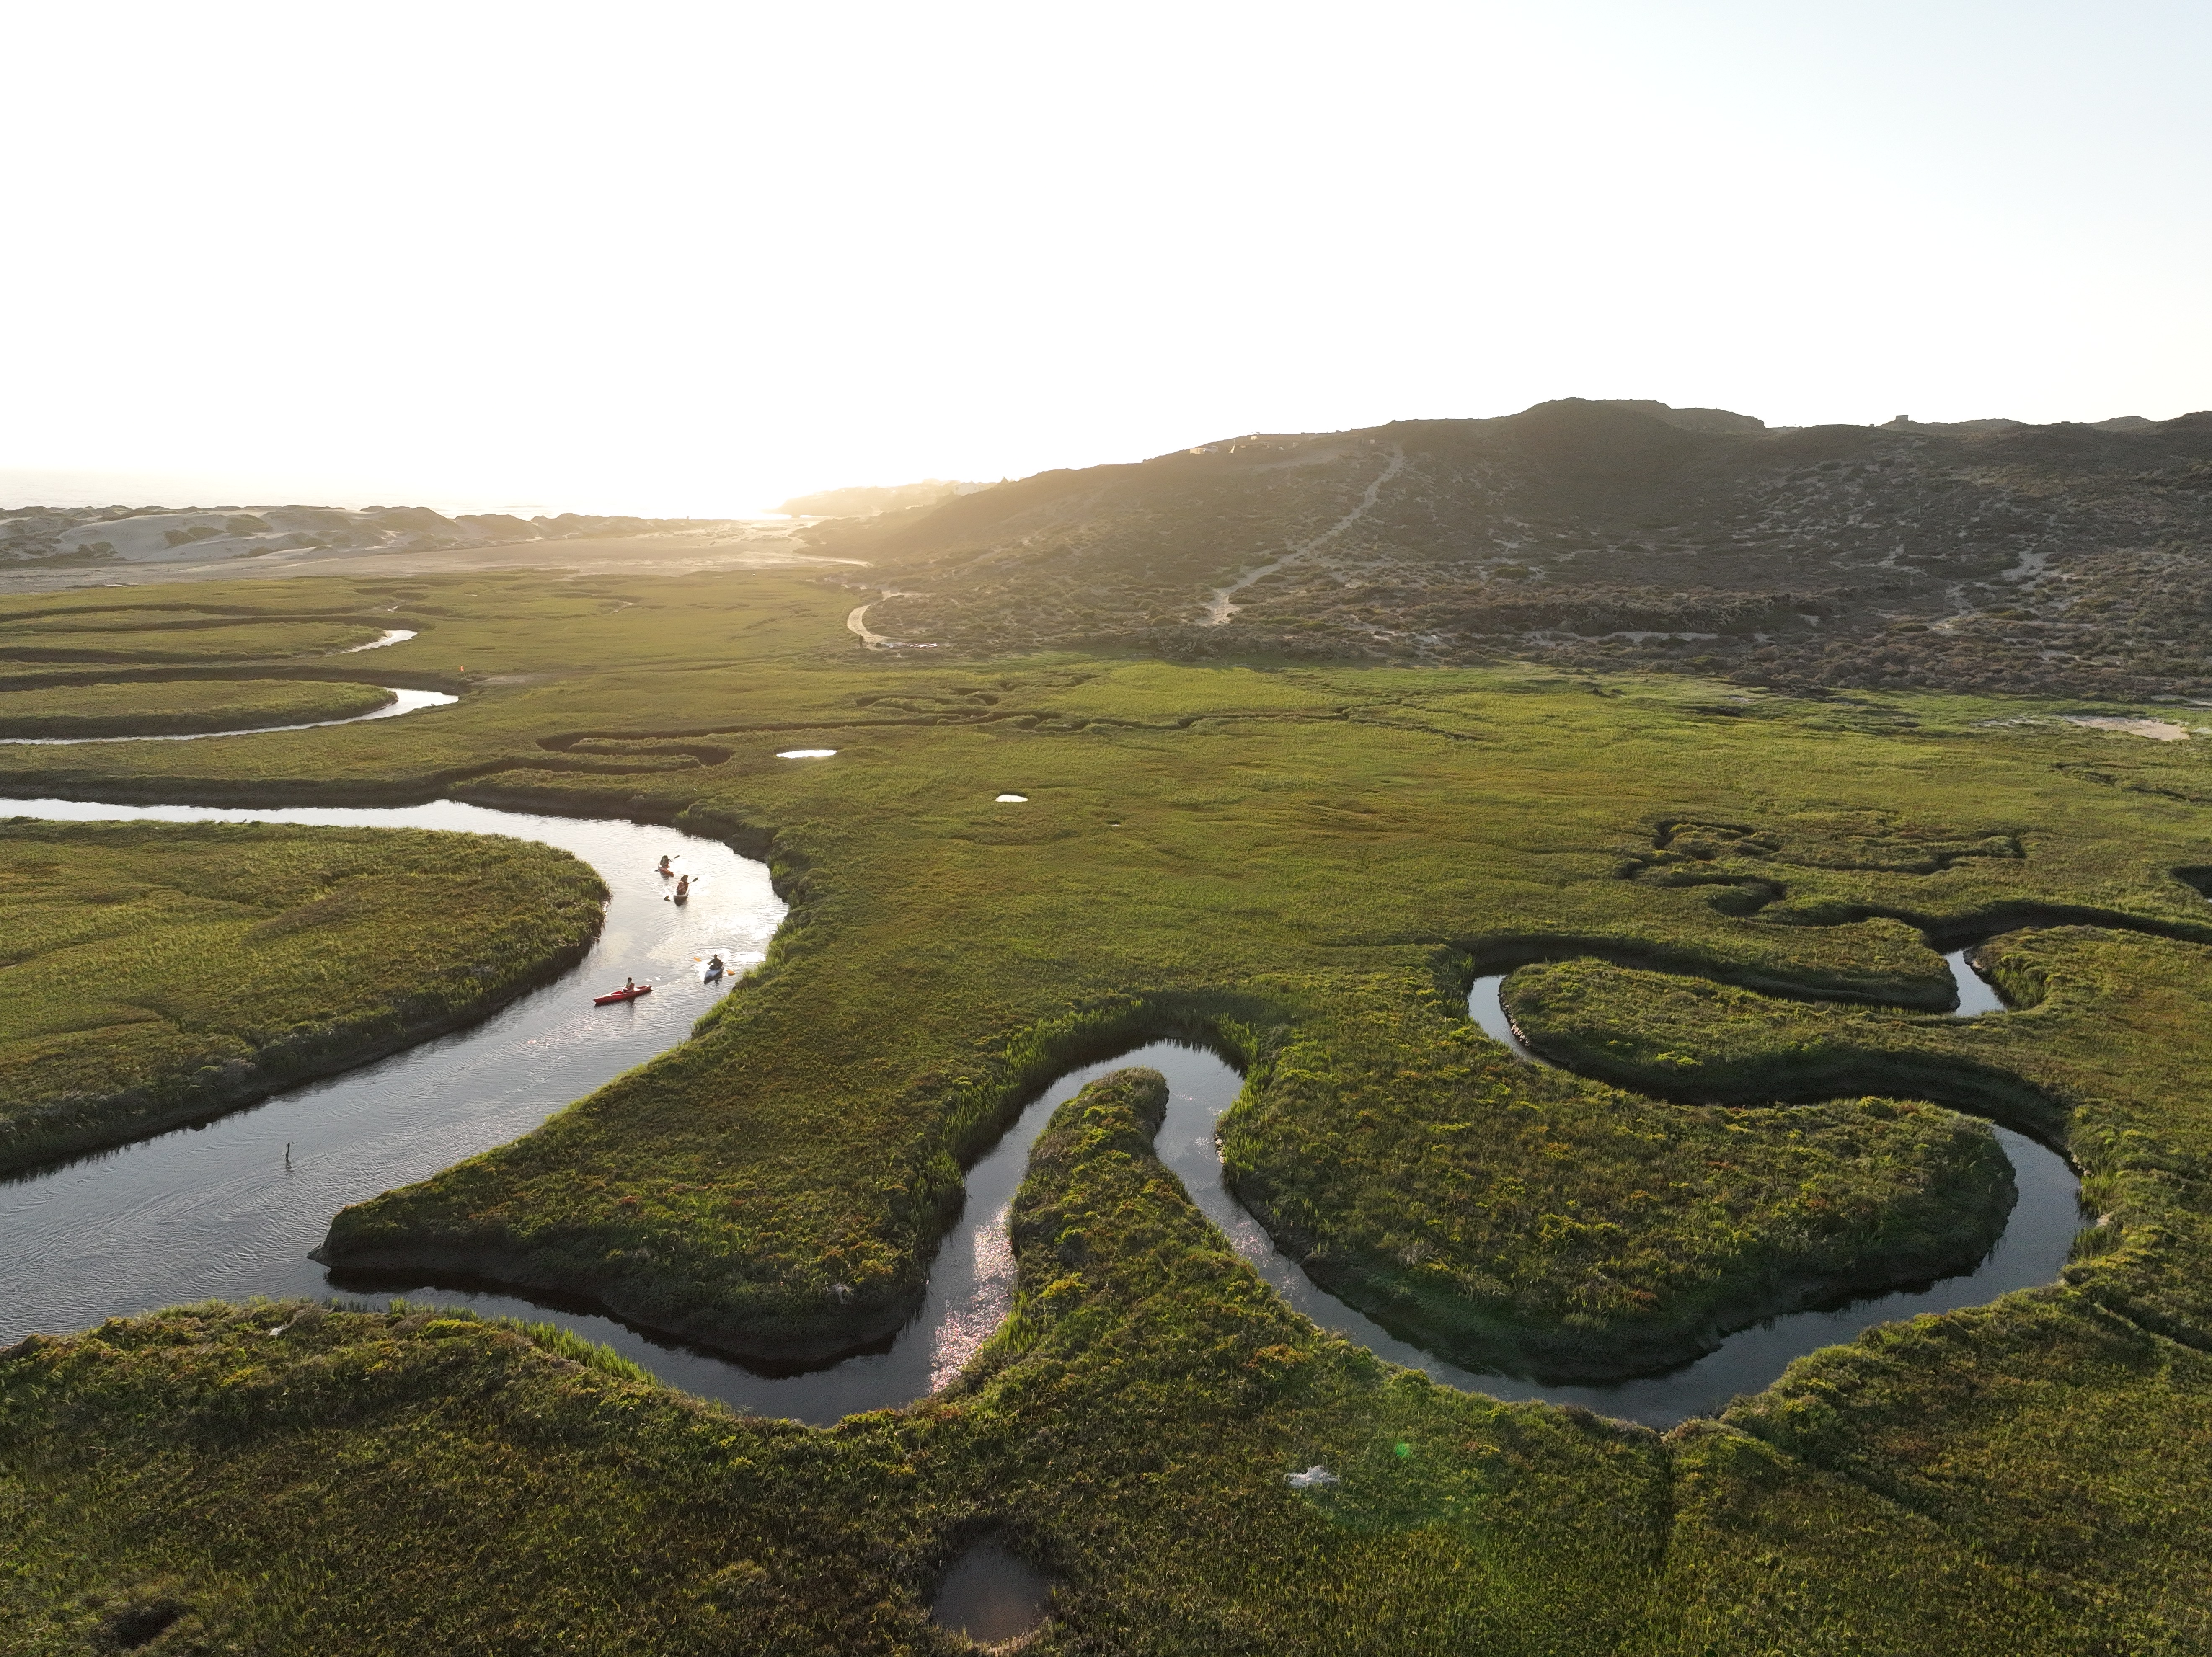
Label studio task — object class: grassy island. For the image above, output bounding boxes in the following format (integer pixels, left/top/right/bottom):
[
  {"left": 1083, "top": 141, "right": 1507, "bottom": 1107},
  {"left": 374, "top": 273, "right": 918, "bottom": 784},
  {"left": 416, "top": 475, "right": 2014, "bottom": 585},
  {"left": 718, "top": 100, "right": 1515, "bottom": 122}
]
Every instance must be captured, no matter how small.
[
  {"left": 3, "top": 568, "right": 2211, "bottom": 1648},
  {"left": 0, "top": 818, "right": 607, "bottom": 1172}
]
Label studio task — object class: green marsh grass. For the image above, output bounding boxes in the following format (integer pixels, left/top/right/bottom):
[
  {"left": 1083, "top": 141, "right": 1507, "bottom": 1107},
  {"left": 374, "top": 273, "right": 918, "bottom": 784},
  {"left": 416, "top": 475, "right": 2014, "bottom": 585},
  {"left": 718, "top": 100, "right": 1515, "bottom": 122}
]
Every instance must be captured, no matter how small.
[
  {"left": 1219, "top": 967, "right": 2013, "bottom": 1378},
  {"left": 8, "top": 1071, "right": 2190, "bottom": 1651},
  {"left": 1502, "top": 929, "right": 2212, "bottom": 1355},
  {"left": 3, "top": 570, "right": 2211, "bottom": 1647},
  {"left": 0, "top": 615, "right": 385, "bottom": 663}
]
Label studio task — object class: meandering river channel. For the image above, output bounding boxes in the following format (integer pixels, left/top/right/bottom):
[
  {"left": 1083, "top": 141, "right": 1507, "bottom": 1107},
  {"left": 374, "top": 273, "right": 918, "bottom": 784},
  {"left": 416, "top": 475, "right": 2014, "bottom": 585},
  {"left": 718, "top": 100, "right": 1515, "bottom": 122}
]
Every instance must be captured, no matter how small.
[{"left": 0, "top": 794, "right": 2080, "bottom": 1429}]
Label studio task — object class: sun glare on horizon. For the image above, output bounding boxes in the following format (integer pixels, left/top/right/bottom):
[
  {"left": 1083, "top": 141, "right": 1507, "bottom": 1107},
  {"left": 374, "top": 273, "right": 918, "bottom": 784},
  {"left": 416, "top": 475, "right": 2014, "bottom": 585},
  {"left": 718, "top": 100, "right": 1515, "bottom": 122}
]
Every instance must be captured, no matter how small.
[{"left": 3, "top": 1, "right": 2206, "bottom": 514}]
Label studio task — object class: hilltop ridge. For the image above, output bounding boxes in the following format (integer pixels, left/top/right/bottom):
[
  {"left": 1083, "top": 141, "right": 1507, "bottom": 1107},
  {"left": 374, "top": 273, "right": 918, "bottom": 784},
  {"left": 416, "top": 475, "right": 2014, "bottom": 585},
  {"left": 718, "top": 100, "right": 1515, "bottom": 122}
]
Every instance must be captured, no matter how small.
[
  {"left": 776, "top": 479, "right": 991, "bottom": 518},
  {"left": 806, "top": 398, "right": 2212, "bottom": 702}
]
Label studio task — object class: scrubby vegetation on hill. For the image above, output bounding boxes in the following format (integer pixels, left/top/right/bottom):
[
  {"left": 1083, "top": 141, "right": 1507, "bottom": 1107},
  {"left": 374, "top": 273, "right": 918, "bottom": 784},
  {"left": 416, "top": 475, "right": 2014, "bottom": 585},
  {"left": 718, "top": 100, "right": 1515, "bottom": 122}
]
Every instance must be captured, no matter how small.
[
  {"left": 804, "top": 398, "right": 2212, "bottom": 704},
  {"left": 779, "top": 479, "right": 986, "bottom": 517}
]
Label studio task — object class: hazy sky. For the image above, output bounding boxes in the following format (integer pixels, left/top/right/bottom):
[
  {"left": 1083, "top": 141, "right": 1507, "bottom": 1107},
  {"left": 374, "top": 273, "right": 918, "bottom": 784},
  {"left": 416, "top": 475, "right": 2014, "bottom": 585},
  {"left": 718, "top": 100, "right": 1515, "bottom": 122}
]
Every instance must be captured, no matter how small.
[{"left": 5, "top": 2, "right": 2207, "bottom": 515}]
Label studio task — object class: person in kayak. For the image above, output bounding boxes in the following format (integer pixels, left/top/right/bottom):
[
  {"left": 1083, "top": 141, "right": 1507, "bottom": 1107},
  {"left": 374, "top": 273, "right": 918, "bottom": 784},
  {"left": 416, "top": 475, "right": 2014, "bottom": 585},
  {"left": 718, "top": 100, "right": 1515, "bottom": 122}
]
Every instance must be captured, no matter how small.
[
  {"left": 624, "top": 976, "right": 636, "bottom": 994},
  {"left": 705, "top": 954, "right": 725, "bottom": 980},
  {"left": 657, "top": 856, "right": 673, "bottom": 875},
  {"left": 674, "top": 875, "right": 690, "bottom": 898}
]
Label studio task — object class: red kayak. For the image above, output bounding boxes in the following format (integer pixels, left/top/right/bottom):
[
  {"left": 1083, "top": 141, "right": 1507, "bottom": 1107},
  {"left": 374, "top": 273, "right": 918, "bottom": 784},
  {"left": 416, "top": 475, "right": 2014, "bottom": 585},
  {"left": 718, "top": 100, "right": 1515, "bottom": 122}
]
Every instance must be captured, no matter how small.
[{"left": 593, "top": 985, "right": 653, "bottom": 1005}]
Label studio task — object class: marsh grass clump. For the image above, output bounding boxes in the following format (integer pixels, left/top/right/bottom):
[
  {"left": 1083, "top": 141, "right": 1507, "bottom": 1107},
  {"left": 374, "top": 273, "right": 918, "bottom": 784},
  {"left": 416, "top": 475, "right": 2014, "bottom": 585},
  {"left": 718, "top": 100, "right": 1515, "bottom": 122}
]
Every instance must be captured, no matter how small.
[
  {"left": 1501, "top": 932, "right": 2212, "bottom": 1355},
  {"left": 515, "top": 1316, "right": 655, "bottom": 1383},
  {"left": 1644, "top": 811, "right": 2024, "bottom": 877}
]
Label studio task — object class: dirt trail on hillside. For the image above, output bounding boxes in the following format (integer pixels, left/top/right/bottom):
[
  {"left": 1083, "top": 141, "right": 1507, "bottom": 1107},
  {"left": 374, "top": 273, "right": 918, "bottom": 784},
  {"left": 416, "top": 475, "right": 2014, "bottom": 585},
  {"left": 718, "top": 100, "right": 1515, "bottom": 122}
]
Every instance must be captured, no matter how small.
[
  {"left": 847, "top": 603, "right": 886, "bottom": 645},
  {"left": 1201, "top": 446, "right": 1404, "bottom": 626},
  {"left": 846, "top": 590, "right": 935, "bottom": 650}
]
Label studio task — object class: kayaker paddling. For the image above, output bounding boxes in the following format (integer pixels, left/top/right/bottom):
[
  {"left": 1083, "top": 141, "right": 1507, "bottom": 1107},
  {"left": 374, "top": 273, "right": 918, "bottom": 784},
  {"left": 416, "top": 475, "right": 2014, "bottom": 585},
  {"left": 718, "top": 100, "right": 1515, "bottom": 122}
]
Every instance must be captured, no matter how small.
[
  {"left": 671, "top": 874, "right": 690, "bottom": 903},
  {"left": 704, "top": 954, "right": 725, "bottom": 983},
  {"left": 593, "top": 976, "right": 654, "bottom": 1006},
  {"left": 657, "top": 855, "right": 674, "bottom": 876}
]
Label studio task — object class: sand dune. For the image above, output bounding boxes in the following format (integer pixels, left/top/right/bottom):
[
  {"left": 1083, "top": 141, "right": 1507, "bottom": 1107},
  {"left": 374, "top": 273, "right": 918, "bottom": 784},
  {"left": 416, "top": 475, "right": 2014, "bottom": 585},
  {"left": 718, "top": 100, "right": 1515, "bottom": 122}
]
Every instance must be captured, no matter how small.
[{"left": 0, "top": 503, "right": 754, "bottom": 568}]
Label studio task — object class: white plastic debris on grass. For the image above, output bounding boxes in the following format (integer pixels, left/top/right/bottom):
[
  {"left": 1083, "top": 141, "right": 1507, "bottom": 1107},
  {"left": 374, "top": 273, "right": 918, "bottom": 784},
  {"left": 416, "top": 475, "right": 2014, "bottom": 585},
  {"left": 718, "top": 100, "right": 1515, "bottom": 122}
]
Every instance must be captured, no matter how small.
[
  {"left": 1286, "top": 1465, "right": 1340, "bottom": 1489},
  {"left": 995, "top": 793, "right": 1028, "bottom": 803},
  {"left": 2064, "top": 716, "right": 2194, "bottom": 742}
]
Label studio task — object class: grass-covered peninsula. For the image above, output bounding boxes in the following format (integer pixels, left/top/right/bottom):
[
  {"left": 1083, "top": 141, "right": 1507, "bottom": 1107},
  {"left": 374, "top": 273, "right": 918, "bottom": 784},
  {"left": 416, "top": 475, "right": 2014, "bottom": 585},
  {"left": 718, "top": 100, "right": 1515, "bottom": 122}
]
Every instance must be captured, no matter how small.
[
  {"left": 0, "top": 610, "right": 388, "bottom": 664},
  {"left": 0, "top": 818, "right": 606, "bottom": 1172},
  {"left": 1218, "top": 970, "right": 2014, "bottom": 1378},
  {"left": 1500, "top": 927, "right": 2212, "bottom": 1355},
  {"left": 3, "top": 567, "right": 2211, "bottom": 1648}
]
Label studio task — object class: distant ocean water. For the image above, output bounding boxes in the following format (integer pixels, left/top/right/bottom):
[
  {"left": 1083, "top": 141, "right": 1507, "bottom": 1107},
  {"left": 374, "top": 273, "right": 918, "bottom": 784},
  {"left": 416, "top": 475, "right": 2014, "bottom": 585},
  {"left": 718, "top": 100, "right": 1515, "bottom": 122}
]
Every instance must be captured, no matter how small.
[{"left": 0, "top": 469, "right": 788, "bottom": 521}]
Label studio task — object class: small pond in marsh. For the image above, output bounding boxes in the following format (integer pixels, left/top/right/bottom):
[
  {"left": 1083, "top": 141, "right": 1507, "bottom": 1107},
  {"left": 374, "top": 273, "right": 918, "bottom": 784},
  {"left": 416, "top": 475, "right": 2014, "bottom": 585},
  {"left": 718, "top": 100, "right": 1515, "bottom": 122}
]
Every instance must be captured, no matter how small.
[{"left": 931, "top": 1540, "right": 1056, "bottom": 1647}]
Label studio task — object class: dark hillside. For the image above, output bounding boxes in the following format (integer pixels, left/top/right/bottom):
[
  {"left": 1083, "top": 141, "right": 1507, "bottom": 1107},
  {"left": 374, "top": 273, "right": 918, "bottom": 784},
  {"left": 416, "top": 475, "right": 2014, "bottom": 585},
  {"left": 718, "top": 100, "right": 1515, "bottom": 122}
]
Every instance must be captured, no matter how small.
[{"left": 811, "top": 400, "right": 2212, "bottom": 700}]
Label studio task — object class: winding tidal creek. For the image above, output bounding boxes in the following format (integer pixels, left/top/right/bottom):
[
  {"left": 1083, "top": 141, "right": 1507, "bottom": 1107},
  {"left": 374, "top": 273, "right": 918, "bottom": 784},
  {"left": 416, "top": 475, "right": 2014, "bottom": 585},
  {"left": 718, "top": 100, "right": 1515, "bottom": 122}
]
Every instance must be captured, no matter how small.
[
  {"left": 0, "top": 795, "right": 2079, "bottom": 1429},
  {"left": 0, "top": 688, "right": 457, "bottom": 746},
  {"left": 0, "top": 799, "right": 781, "bottom": 1353}
]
